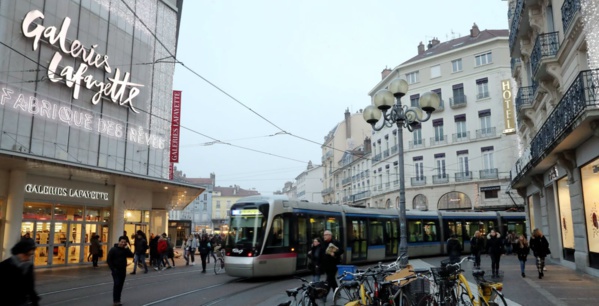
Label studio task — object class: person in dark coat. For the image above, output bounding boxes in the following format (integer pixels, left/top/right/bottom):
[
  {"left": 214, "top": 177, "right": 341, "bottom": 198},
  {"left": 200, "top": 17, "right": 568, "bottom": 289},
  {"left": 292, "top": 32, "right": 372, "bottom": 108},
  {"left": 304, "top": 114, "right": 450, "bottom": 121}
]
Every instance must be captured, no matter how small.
[
  {"left": 446, "top": 234, "right": 462, "bottom": 263},
  {"left": 308, "top": 237, "right": 323, "bottom": 282},
  {"left": 198, "top": 234, "right": 211, "bottom": 273},
  {"left": 516, "top": 235, "right": 530, "bottom": 277},
  {"left": 149, "top": 233, "right": 159, "bottom": 270},
  {"left": 0, "top": 238, "right": 40, "bottom": 306},
  {"left": 530, "top": 228, "right": 551, "bottom": 279},
  {"left": 107, "top": 237, "right": 134, "bottom": 306},
  {"left": 90, "top": 233, "right": 101, "bottom": 268},
  {"left": 319, "top": 230, "right": 344, "bottom": 293},
  {"left": 486, "top": 229, "right": 504, "bottom": 278},
  {"left": 131, "top": 230, "right": 148, "bottom": 274},
  {"left": 470, "top": 231, "right": 484, "bottom": 269}
]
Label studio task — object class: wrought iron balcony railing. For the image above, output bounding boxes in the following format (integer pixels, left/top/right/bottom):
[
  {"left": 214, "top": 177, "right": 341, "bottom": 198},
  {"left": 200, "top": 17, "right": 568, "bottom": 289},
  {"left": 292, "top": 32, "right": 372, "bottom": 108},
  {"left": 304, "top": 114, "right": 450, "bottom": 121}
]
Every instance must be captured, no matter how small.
[
  {"left": 432, "top": 174, "right": 449, "bottom": 184},
  {"left": 531, "top": 32, "right": 560, "bottom": 75},
  {"left": 352, "top": 190, "right": 371, "bottom": 201},
  {"left": 511, "top": 57, "right": 521, "bottom": 74},
  {"left": 430, "top": 135, "right": 448, "bottom": 146},
  {"left": 475, "top": 127, "right": 496, "bottom": 139},
  {"left": 509, "top": 0, "right": 524, "bottom": 52},
  {"left": 455, "top": 171, "right": 473, "bottom": 182},
  {"left": 476, "top": 92, "right": 490, "bottom": 100},
  {"left": 480, "top": 168, "right": 499, "bottom": 179},
  {"left": 391, "top": 145, "right": 398, "bottom": 154},
  {"left": 562, "top": 0, "right": 581, "bottom": 34},
  {"left": 383, "top": 149, "right": 389, "bottom": 158},
  {"left": 342, "top": 177, "right": 352, "bottom": 185},
  {"left": 449, "top": 95, "right": 467, "bottom": 108},
  {"left": 452, "top": 132, "right": 470, "bottom": 143},
  {"left": 408, "top": 139, "right": 425, "bottom": 149},
  {"left": 411, "top": 177, "right": 426, "bottom": 186},
  {"left": 516, "top": 86, "right": 535, "bottom": 128},
  {"left": 372, "top": 153, "right": 382, "bottom": 162}
]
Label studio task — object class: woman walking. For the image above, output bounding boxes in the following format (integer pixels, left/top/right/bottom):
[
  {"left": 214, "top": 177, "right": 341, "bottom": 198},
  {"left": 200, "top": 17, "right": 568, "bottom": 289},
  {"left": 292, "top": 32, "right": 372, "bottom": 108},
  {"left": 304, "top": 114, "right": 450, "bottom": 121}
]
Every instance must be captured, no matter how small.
[
  {"left": 184, "top": 234, "right": 198, "bottom": 266},
  {"left": 198, "top": 234, "right": 211, "bottom": 273},
  {"left": 530, "top": 228, "right": 551, "bottom": 279},
  {"left": 308, "top": 238, "right": 323, "bottom": 282},
  {"left": 90, "top": 233, "right": 101, "bottom": 268},
  {"left": 486, "top": 229, "right": 504, "bottom": 278},
  {"left": 516, "top": 235, "right": 530, "bottom": 277}
]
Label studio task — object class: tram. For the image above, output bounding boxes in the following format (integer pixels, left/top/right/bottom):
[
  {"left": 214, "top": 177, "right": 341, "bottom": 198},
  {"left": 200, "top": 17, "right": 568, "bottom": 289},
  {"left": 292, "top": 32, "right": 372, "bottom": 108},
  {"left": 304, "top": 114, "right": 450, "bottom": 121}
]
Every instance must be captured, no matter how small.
[{"left": 224, "top": 195, "right": 525, "bottom": 278}]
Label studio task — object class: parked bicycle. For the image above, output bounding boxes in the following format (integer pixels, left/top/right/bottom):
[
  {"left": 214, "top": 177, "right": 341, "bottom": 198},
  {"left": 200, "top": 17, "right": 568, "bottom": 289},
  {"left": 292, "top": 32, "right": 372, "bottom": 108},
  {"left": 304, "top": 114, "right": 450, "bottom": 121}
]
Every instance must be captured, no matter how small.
[
  {"left": 452, "top": 257, "right": 507, "bottom": 306},
  {"left": 279, "top": 277, "right": 329, "bottom": 306}
]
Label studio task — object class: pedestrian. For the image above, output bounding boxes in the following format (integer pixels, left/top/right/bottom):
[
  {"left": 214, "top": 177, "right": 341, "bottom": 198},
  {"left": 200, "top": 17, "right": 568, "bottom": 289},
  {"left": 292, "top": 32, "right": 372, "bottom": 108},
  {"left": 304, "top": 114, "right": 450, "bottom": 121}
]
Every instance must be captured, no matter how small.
[
  {"left": 167, "top": 235, "right": 176, "bottom": 267},
  {"left": 319, "top": 230, "right": 344, "bottom": 294},
  {"left": 470, "top": 231, "right": 484, "bottom": 269},
  {"left": 511, "top": 231, "right": 520, "bottom": 255},
  {"left": 184, "top": 234, "right": 198, "bottom": 266},
  {"left": 131, "top": 230, "right": 149, "bottom": 274},
  {"left": 149, "top": 233, "right": 160, "bottom": 270},
  {"left": 486, "top": 229, "right": 504, "bottom": 278},
  {"left": 90, "top": 233, "right": 101, "bottom": 268},
  {"left": 198, "top": 234, "right": 211, "bottom": 273},
  {"left": 516, "top": 234, "right": 530, "bottom": 277},
  {"left": 0, "top": 238, "right": 41, "bottom": 306},
  {"left": 107, "top": 237, "right": 134, "bottom": 306},
  {"left": 308, "top": 237, "right": 323, "bottom": 282},
  {"left": 446, "top": 234, "right": 462, "bottom": 263},
  {"left": 530, "top": 228, "right": 551, "bottom": 279},
  {"left": 157, "top": 233, "right": 171, "bottom": 270},
  {"left": 504, "top": 231, "right": 515, "bottom": 255}
]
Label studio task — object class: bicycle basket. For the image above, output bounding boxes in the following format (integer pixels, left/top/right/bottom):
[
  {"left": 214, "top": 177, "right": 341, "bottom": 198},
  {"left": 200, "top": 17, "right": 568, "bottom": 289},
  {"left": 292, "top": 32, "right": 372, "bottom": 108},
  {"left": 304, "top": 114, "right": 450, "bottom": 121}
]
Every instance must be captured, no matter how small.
[
  {"left": 407, "top": 277, "right": 431, "bottom": 302},
  {"left": 309, "top": 281, "right": 329, "bottom": 299},
  {"left": 430, "top": 267, "right": 457, "bottom": 285}
]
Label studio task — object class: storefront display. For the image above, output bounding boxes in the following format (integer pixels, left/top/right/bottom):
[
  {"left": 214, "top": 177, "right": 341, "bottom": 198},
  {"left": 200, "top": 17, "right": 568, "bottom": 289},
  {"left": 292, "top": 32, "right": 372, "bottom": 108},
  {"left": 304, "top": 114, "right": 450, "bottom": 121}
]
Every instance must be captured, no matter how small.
[
  {"left": 582, "top": 160, "right": 599, "bottom": 254},
  {"left": 557, "top": 177, "right": 575, "bottom": 261}
]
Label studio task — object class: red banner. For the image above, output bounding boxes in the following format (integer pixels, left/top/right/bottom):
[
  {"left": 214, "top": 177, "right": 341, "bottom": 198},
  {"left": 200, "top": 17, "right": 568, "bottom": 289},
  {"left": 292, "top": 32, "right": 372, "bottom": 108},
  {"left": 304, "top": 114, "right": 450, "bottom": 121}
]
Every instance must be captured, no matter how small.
[
  {"left": 169, "top": 162, "right": 174, "bottom": 180},
  {"left": 170, "top": 90, "right": 181, "bottom": 163}
]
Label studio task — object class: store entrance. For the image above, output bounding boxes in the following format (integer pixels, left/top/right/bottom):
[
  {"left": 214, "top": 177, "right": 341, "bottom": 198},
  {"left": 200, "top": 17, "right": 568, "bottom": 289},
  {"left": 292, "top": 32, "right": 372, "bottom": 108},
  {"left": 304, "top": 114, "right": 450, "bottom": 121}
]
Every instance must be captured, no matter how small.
[
  {"left": 52, "top": 221, "right": 85, "bottom": 265},
  {"left": 124, "top": 223, "right": 147, "bottom": 252}
]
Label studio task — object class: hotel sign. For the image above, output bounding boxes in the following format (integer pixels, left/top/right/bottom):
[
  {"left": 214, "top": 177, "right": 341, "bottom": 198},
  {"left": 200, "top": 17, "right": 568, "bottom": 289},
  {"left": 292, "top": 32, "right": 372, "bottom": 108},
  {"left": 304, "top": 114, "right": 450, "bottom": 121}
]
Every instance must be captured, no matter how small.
[
  {"left": 21, "top": 10, "right": 143, "bottom": 113},
  {"left": 501, "top": 79, "right": 516, "bottom": 134}
]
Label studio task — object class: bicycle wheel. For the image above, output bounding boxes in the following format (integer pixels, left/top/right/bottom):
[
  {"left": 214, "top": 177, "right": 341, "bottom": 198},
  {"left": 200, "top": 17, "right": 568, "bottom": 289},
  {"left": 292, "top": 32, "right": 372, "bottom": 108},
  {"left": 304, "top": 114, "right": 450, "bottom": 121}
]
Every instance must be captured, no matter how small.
[
  {"left": 396, "top": 291, "right": 415, "bottom": 306},
  {"left": 214, "top": 258, "right": 224, "bottom": 274},
  {"left": 486, "top": 288, "right": 507, "bottom": 306},
  {"left": 332, "top": 285, "right": 359, "bottom": 306},
  {"left": 415, "top": 294, "right": 437, "bottom": 306},
  {"left": 459, "top": 293, "right": 474, "bottom": 306}
]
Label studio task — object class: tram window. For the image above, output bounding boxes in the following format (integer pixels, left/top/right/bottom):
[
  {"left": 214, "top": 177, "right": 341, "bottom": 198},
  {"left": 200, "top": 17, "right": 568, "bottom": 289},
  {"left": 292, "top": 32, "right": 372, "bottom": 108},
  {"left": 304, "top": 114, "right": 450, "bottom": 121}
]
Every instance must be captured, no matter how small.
[
  {"left": 423, "top": 221, "right": 438, "bottom": 242},
  {"left": 266, "top": 215, "right": 288, "bottom": 247},
  {"left": 369, "top": 220, "right": 384, "bottom": 245},
  {"left": 408, "top": 220, "right": 423, "bottom": 242}
]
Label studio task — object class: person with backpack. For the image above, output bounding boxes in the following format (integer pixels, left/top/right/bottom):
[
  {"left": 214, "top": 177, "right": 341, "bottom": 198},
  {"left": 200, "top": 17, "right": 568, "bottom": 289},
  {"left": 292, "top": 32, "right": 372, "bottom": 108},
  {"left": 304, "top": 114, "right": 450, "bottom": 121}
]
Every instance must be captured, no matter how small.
[{"left": 131, "top": 230, "right": 148, "bottom": 274}]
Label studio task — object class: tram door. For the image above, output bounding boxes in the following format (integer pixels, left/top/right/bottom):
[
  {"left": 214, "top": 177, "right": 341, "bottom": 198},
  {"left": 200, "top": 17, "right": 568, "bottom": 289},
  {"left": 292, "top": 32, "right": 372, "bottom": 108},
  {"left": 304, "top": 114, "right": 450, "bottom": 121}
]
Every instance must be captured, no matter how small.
[
  {"left": 52, "top": 221, "right": 84, "bottom": 265},
  {"left": 295, "top": 216, "right": 309, "bottom": 271},
  {"left": 349, "top": 219, "right": 367, "bottom": 261}
]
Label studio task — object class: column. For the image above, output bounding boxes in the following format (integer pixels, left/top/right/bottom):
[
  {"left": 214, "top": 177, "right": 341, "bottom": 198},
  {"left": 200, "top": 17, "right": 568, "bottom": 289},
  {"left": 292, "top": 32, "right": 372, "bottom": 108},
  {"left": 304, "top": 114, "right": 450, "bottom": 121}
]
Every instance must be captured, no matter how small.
[{"left": 2, "top": 170, "right": 26, "bottom": 259}]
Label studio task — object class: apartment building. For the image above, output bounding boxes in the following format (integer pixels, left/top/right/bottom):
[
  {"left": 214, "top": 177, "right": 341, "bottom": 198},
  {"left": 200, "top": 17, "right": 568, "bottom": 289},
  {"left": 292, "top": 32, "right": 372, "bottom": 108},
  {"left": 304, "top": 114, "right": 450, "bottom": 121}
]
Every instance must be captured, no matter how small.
[
  {"left": 508, "top": 0, "right": 599, "bottom": 276},
  {"left": 367, "top": 24, "right": 520, "bottom": 211},
  {"left": 336, "top": 138, "right": 372, "bottom": 208},
  {"left": 295, "top": 161, "right": 324, "bottom": 202}
]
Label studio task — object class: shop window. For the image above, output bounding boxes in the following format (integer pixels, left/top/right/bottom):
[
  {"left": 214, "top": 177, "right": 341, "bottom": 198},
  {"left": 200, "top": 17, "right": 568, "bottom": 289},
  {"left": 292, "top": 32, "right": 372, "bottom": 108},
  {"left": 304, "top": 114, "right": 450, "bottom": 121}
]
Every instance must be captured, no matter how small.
[
  {"left": 484, "top": 190, "right": 499, "bottom": 199},
  {"left": 580, "top": 160, "right": 599, "bottom": 268},
  {"left": 557, "top": 177, "right": 574, "bottom": 262},
  {"left": 23, "top": 202, "right": 52, "bottom": 220}
]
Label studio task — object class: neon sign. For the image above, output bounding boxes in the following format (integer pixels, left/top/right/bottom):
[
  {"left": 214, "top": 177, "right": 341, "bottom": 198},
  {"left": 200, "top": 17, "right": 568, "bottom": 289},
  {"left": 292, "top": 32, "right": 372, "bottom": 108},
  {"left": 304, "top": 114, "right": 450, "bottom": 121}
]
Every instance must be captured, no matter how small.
[{"left": 24, "top": 184, "right": 109, "bottom": 201}]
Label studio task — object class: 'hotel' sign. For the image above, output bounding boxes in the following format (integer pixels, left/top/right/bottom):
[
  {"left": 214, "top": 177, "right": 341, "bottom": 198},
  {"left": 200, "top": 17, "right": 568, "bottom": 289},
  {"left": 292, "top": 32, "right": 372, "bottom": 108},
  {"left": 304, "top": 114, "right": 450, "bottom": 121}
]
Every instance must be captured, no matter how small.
[{"left": 501, "top": 79, "right": 516, "bottom": 134}]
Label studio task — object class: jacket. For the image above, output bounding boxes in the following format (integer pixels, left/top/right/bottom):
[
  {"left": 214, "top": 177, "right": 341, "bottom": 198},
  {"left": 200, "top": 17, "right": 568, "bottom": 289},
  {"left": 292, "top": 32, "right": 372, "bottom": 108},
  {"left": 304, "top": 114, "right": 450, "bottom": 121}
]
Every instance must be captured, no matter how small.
[
  {"left": 107, "top": 244, "right": 133, "bottom": 272},
  {"left": 530, "top": 235, "right": 551, "bottom": 258},
  {"left": 470, "top": 236, "right": 484, "bottom": 253},
  {"left": 0, "top": 256, "right": 40, "bottom": 306},
  {"left": 90, "top": 236, "right": 101, "bottom": 255},
  {"left": 486, "top": 233, "right": 504, "bottom": 255},
  {"left": 320, "top": 238, "right": 344, "bottom": 272},
  {"left": 446, "top": 238, "right": 462, "bottom": 261},
  {"left": 517, "top": 244, "right": 530, "bottom": 261},
  {"left": 198, "top": 238, "right": 211, "bottom": 255},
  {"left": 308, "top": 244, "right": 322, "bottom": 272},
  {"left": 134, "top": 237, "right": 148, "bottom": 255},
  {"left": 158, "top": 238, "right": 168, "bottom": 254}
]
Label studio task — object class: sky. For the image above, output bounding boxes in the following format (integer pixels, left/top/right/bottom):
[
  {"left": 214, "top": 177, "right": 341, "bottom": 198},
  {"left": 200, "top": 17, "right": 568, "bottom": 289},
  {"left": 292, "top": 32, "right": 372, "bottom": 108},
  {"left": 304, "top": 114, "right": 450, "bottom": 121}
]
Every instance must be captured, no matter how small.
[{"left": 172, "top": 0, "right": 512, "bottom": 194}]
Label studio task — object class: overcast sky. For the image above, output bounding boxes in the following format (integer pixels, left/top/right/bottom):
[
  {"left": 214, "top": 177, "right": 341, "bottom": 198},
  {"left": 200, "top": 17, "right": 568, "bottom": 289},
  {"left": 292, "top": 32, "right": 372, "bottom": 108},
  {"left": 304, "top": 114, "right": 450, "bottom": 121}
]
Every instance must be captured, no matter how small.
[{"left": 172, "top": 0, "right": 512, "bottom": 194}]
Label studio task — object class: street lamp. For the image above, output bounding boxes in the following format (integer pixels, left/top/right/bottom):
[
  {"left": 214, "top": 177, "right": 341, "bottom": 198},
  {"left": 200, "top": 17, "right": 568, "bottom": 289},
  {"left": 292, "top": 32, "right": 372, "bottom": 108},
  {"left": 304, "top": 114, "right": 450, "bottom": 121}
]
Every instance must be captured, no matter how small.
[{"left": 363, "top": 78, "right": 440, "bottom": 268}]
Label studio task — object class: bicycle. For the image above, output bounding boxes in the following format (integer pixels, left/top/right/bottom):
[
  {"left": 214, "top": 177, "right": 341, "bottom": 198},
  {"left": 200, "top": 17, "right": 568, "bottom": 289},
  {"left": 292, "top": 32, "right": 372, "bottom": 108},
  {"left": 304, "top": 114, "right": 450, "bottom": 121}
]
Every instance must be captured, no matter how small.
[
  {"left": 281, "top": 277, "right": 329, "bottom": 306},
  {"left": 452, "top": 257, "right": 507, "bottom": 306},
  {"left": 213, "top": 247, "right": 225, "bottom": 275}
]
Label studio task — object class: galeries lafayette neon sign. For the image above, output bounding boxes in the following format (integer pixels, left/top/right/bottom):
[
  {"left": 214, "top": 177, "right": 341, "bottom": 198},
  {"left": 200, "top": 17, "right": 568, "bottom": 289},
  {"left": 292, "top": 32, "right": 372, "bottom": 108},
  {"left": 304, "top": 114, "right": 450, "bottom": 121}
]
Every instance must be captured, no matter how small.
[{"left": 21, "top": 10, "right": 143, "bottom": 113}]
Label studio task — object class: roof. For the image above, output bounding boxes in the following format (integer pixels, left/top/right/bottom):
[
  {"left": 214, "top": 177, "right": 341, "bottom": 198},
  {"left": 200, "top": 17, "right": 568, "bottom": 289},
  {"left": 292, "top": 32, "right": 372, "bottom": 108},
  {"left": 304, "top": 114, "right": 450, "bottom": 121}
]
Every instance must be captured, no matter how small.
[
  {"left": 184, "top": 178, "right": 213, "bottom": 185},
  {"left": 400, "top": 29, "right": 509, "bottom": 66},
  {"left": 214, "top": 185, "right": 261, "bottom": 197}
]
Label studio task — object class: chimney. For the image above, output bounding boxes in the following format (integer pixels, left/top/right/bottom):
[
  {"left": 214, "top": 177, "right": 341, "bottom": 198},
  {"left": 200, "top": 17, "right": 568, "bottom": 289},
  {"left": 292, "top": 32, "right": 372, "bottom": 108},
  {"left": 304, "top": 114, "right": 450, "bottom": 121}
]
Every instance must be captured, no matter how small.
[
  {"left": 364, "top": 137, "right": 372, "bottom": 154},
  {"left": 418, "top": 41, "right": 425, "bottom": 55},
  {"left": 431, "top": 37, "right": 440, "bottom": 47},
  {"left": 345, "top": 108, "right": 351, "bottom": 139},
  {"left": 381, "top": 68, "right": 392, "bottom": 80},
  {"left": 427, "top": 40, "right": 433, "bottom": 50},
  {"left": 470, "top": 23, "right": 480, "bottom": 37}
]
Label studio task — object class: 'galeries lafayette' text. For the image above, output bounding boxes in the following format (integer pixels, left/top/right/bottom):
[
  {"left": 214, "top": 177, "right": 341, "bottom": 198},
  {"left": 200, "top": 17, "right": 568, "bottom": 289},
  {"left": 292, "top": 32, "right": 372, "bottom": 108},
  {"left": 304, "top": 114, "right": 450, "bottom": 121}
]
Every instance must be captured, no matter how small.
[
  {"left": 24, "top": 184, "right": 109, "bottom": 201},
  {"left": 21, "top": 10, "right": 143, "bottom": 113}
]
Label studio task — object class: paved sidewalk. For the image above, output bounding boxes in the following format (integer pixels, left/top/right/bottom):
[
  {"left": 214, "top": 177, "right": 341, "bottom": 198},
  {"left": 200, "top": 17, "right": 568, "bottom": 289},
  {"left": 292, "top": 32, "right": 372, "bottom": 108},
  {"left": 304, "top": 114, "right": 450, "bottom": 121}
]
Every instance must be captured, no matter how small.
[{"left": 414, "top": 255, "right": 599, "bottom": 306}]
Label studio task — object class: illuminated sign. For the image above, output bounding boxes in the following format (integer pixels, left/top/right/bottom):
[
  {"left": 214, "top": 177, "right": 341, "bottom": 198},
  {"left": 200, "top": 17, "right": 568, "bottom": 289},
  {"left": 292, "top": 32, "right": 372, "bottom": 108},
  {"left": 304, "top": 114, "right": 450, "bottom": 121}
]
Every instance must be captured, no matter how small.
[
  {"left": 170, "top": 91, "right": 181, "bottom": 162},
  {"left": 24, "top": 184, "right": 109, "bottom": 201},
  {"left": 231, "top": 209, "right": 260, "bottom": 216},
  {"left": 501, "top": 79, "right": 516, "bottom": 134},
  {"left": 0, "top": 84, "right": 166, "bottom": 149},
  {"left": 21, "top": 10, "right": 143, "bottom": 113}
]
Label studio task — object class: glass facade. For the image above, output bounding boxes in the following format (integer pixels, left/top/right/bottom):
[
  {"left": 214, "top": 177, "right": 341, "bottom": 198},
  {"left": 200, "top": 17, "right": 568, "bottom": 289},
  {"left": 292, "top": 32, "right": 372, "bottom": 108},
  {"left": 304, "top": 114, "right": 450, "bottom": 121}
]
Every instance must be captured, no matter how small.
[{"left": 0, "top": 0, "right": 179, "bottom": 178}]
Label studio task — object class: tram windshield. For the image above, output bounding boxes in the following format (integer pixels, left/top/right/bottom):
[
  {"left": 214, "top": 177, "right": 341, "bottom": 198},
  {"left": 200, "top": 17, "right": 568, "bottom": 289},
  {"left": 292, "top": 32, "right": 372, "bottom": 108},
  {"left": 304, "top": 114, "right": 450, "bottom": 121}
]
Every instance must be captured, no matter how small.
[{"left": 226, "top": 206, "right": 266, "bottom": 250}]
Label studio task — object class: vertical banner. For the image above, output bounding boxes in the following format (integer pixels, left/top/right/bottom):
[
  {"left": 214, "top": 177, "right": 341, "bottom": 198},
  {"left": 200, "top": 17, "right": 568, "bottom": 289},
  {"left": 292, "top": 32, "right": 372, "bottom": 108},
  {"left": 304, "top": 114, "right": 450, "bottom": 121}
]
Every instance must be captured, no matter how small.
[
  {"left": 170, "top": 90, "right": 182, "bottom": 162},
  {"left": 501, "top": 80, "right": 516, "bottom": 134},
  {"left": 169, "top": 162, "right": 174, "bottom": 180}
]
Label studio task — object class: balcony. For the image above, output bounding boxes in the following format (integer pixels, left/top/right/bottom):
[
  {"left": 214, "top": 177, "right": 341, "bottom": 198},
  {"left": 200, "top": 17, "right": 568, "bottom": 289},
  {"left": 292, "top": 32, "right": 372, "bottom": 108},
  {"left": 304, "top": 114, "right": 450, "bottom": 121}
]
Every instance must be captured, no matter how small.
[
  {"left": 353, "top": 190, "right": 371, "bottom": 201},
  {"left": 372, "top": 153, "right": 382, "bottom": 162},
  {"left": 411, "top": 177, "right": 426, "bottom": 186},
  {"left": 475, "top": 127, "right": 496, "bottom": 139},
  {"left": 430, "top": 135, "right": 447, "bottom": 146},
  {"left": 432, "top": 174, "right": 449, "bottom": 184},
  {"left": 516, "top": 86, "right": 535, "bottom": 128},
  {"left": 476, "top": 92, "right": 490, "bottom": 100},
  {"left": 511, "top": 57, "right": 521, "bottom": 77},
  {"left": 512, "top": 69, "right": 599, "bottom": 186},
  {"left": 480, "top": 168, "right": 498, "bottom": 179},
  {"left": 562, "top": 0, "right": 581, "bottom": 34},
  {"left": 391, "top": 145, "right": 398, "bottom": 154},
  {"left": 342, "top": 177, "right": 352, "bottom": 185},
  {"left": 449, "top": 95, "right": 467, "bottom": 108},
  {"left": 455, "top": 171, "right": 473, "bottom": 182},
  {"left": 383, "top": 149, "right": 390, "bottom": 158},
  {"left": 452, "top": 132, "right": 470, "bottom": 143},
  {"left": 509, "top": 0, "right": 524, "bottom": 52},
  {"left": 321, "top": 187, "right": 334, "bottom": 195},
  {"left": 408, "top": 139, "right": 425, "bottom": 150},
  {"left": 531, "top": 32, "right": 560, "bottom": 76}
]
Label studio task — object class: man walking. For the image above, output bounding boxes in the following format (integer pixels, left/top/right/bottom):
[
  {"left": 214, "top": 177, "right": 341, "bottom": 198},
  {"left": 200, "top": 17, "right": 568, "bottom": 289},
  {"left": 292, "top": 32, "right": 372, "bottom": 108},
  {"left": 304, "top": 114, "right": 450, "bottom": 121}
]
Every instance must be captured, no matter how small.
[
  {"left": 0, "top": 238, "right": 40, "bottom": 306},
  {"left": 131, "top": 230, "right": 148, "bottom": 274},
  {"left": 320, "top": 230, "right": 344, "bottom": 294},
  {"left": 107, "top": 237, "right": 134, "bottom": 306}
]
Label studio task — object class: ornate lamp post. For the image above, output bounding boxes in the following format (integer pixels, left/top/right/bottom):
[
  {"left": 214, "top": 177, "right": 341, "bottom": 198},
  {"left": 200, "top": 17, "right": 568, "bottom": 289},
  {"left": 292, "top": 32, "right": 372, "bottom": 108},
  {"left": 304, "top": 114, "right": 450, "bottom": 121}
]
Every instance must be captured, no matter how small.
[{"left": 363, "top": 78, "right": 440, "bottom": 268}]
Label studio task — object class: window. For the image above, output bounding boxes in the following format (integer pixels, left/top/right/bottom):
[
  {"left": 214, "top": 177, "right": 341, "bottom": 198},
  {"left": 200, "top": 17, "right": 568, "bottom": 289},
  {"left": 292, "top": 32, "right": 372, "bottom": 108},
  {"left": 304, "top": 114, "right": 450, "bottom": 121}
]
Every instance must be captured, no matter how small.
[
  {"left": 436, "top": 157, "right": 446, "bottom": 178},
  {"left": 410, "top": 94, "right": 420, "bottom": 107},
  {"left": 455, "top": 115, "right": 467, "bottom": 140},
  {"left": 484, "top": 190, "right": 499, "bottom": 199},
  {"left": 475, "top": 52, "right": 493, "bottom": 66},
  {"left": 216, "top": 201, "right": 221, "bottom": 209},
  {"left": 482, "top": 148, "right": 494, "bottom": 170},
  {"left": 452, "top": 84, "right": 465, "bottom": 103},
  {"left": 458, "top": 152, "right": 469, "bottom": 173},
  {"left": 476, "top": 78, "right": 489, "bottom": 99},
  {"left": 480, "top": 111, "right": 492, "bottom": 134},
  {"left": 413, "top": 128, "right": 422, "bottom": 145},
  {"left": 415, "top": 161, "right": 424, "bottom": 179},
  {"left": 431, "top": 65, "right": 441, "bottom": 78},
  {"left": 433, "top": 120, "right": 444, "bottom": 142},
  {"left": 406, "top": 71, "right": 419, "bottom": 84},
  {"left": 452, "top": 59, "right": 462, "bottom": 72}
]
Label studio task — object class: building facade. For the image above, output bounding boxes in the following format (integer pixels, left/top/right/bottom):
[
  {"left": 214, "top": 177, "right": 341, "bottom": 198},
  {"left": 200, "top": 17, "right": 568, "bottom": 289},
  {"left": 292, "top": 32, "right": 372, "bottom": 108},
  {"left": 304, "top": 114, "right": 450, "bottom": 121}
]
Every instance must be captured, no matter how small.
[
  {"left": 295, "top": 161, "right": 323, "bottom": 202},
  {"left": 212, "top": 185, "right": 260, "bottom": 235},
  {"left": 508, "top": 0, "right": 599, "bottom": 276},
  {"left": 168, "top": 172, "right": 214, "bottom": 243},
  {"left": 0, "top": 0, "right": 203, "bottom": 268},
  {"left": 321, "top": 109, "right": 372, "bottom": 203},
  {"left": 337, "top": 138, "right": 372, "bottom": 207},
  {"left": 367, "top": 24, "right": 520, "bottom": 212}
]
